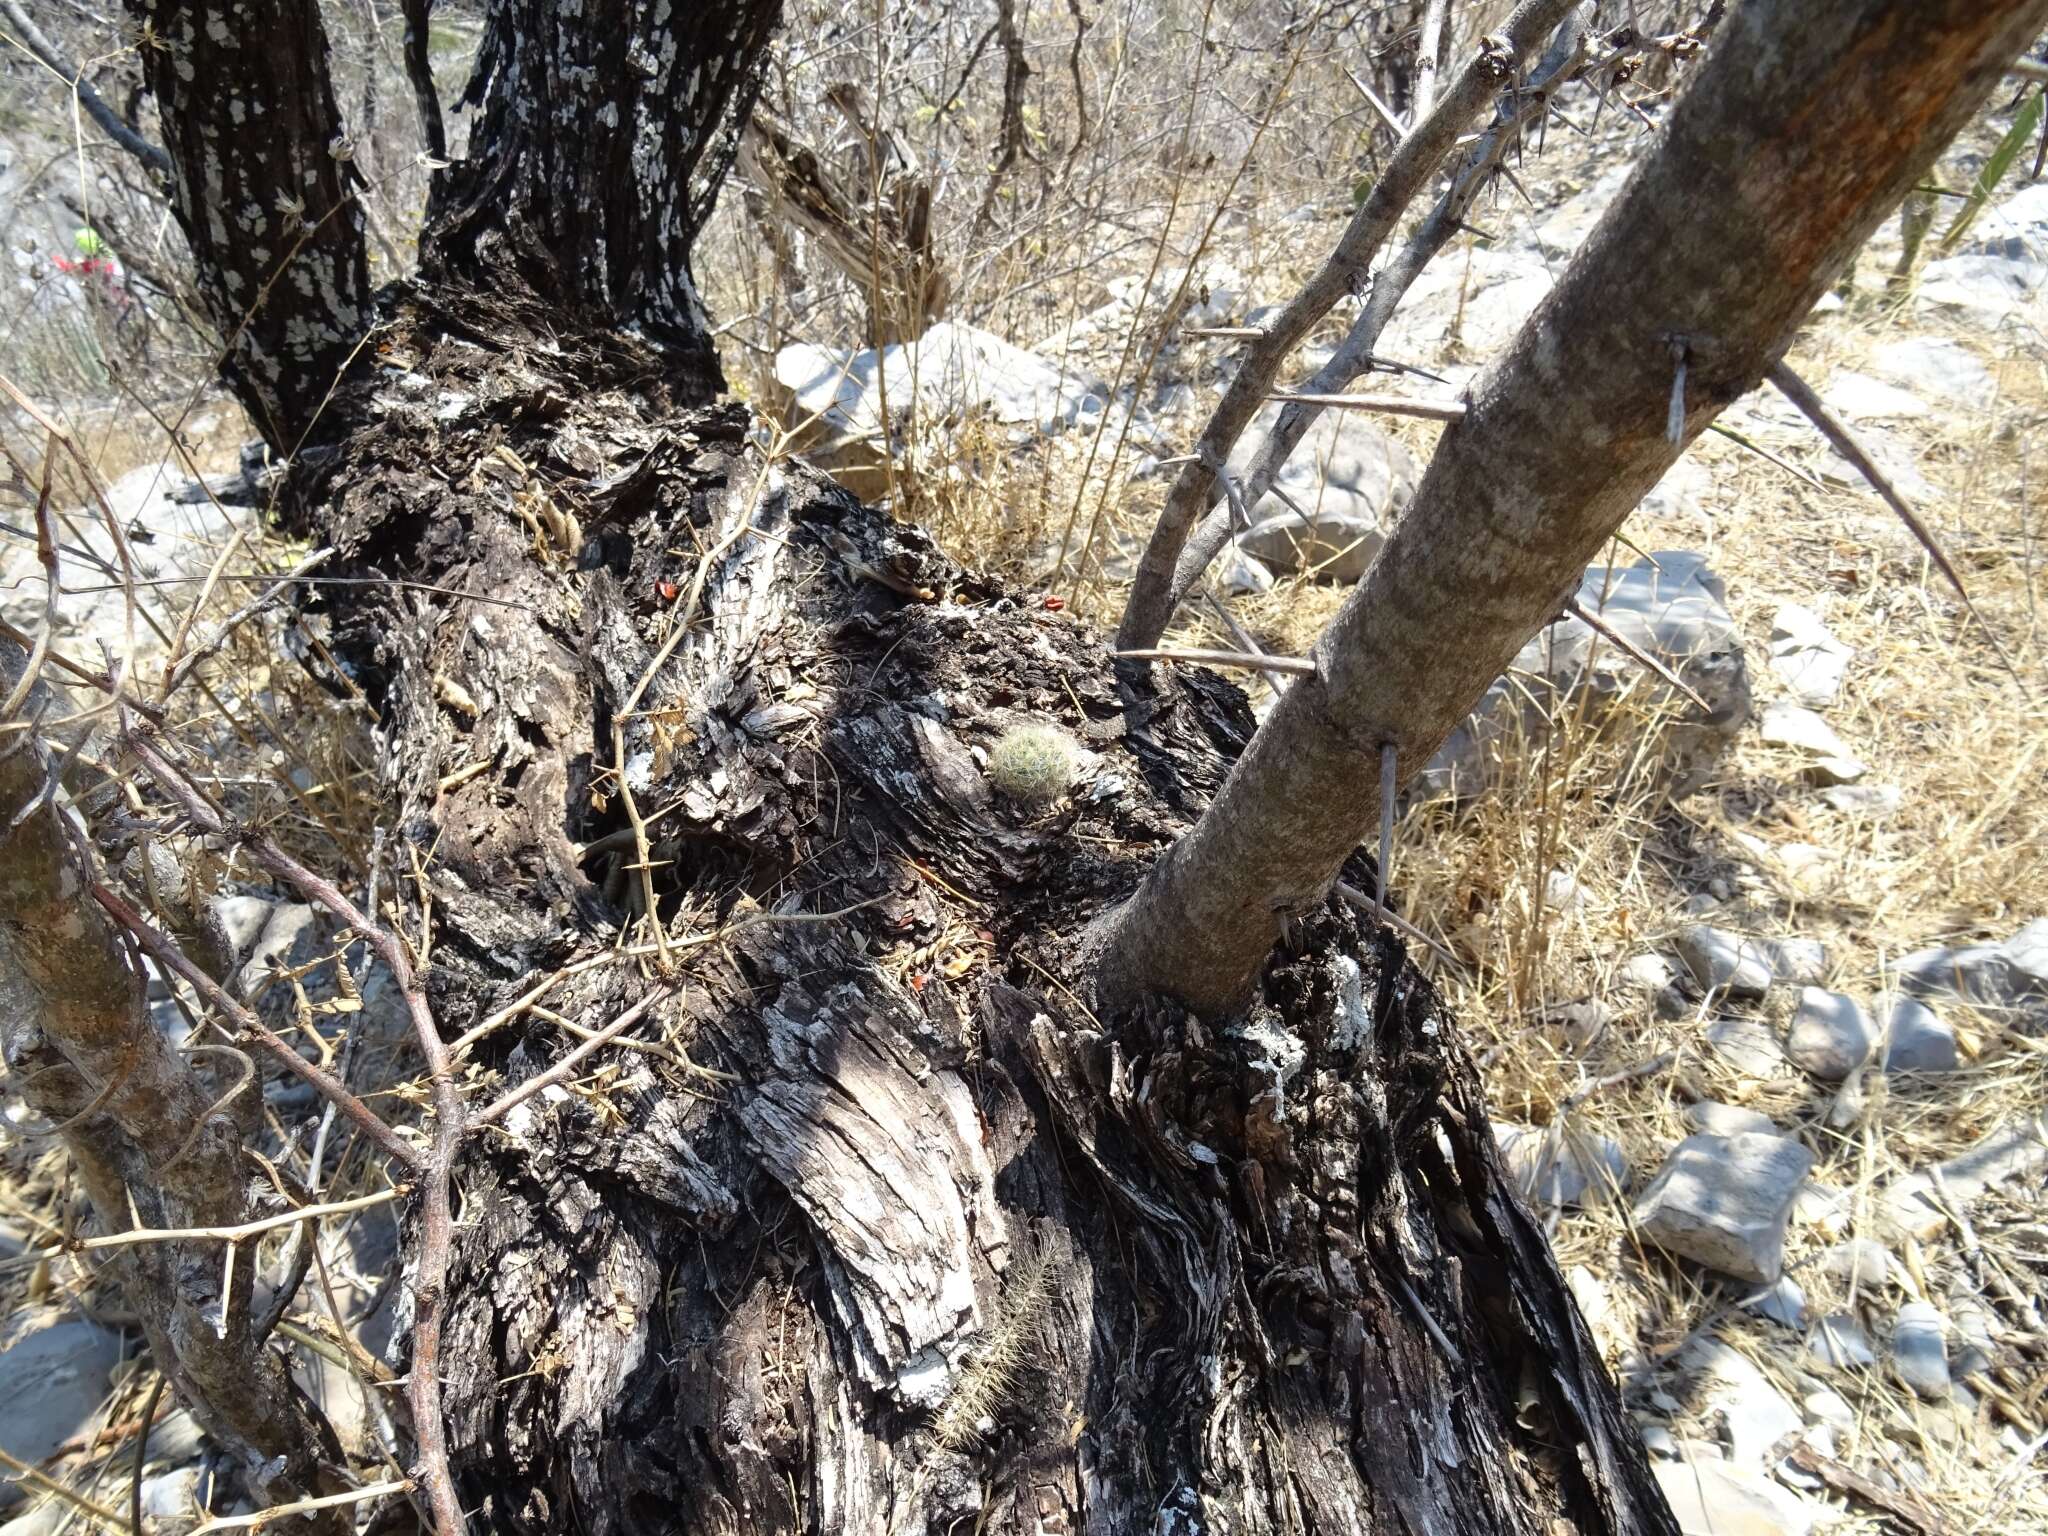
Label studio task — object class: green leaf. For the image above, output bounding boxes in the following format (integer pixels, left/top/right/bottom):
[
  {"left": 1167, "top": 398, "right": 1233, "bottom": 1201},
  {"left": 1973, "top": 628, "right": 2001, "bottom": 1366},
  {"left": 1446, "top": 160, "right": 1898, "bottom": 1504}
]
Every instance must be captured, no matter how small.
[{"left": 1938, "top": 89, "right": 2042, "bottom": 253}]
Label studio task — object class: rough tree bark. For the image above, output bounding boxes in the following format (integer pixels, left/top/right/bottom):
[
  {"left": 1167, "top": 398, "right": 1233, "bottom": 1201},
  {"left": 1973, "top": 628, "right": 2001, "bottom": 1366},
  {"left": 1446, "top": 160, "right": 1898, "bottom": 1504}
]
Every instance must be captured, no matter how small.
[
  {"left": 109, "top": 1, "right": 2040, "bottom": 1533},
  {"left": 132, "top": 0, "right": 372, "bottom": 454},
  {"left": 1101, "top": 0, "right": 2048, "bottom": 1018}
]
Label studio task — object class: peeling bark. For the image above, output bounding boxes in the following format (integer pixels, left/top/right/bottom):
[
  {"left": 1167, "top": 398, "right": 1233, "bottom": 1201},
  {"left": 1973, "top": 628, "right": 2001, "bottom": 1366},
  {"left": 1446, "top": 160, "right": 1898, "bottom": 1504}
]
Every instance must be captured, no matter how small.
[{"left": 283, "top": 281, "right": 1673, "bottom": 1534}]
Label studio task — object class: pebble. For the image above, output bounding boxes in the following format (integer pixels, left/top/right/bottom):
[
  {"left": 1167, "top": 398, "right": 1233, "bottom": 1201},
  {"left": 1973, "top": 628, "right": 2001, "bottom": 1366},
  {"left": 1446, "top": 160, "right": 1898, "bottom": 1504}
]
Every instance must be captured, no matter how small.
[
  {"left": 1784, "top": 988, "right": 1875, "bottom": 1081},
  {"left": 1884, "top": 1111, "right": 2048, "bottom": 1239},
  {"left": 1878, "top": 994, "right": 1957, "bottom": 1074},
  {"left": 1681, "top": 1337, "right": 1801, "bottom": 1469},
  {"left": 1820, "top": 783, "right": 1902, "bottom": 818},
  {"left": 1494, "top": 1123, "right": 1630, "bottom": 1208},
  {"left": 1707, "top": 1017, "right": 1793, "bottom": 1080},
  {"left": 1808, "top": 1312, "right": 1877, "bottom": 1370},
  {"left": 1674, "top": 927, "right": 1826, "bottom": 1000},
  {"left": 1891, "top": 1301, "right": 1951, "bottom": 1400},
  {"left": 1634, "top": 1132, "right": 1813, "bottom": 1283},
  {"left": 1801, "top": 1388, "right": 1855, "bottom": 1433},
  {"left": 1743, "top": 1276, "right": 1808, "bottom": 1330},
  {"left": 1819, "top": 1239, "right": 1901, "bottom": 1290},
  {"left": 1768, "top": 604, "right": 1853, "bottom": 708}
]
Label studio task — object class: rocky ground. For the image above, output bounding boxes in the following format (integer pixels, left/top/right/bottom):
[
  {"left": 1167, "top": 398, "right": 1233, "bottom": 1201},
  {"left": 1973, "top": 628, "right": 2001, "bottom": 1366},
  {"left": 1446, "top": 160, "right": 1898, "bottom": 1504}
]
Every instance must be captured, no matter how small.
[{"left": 3, "top": 79, "right": 2045, "bottom": 1536}]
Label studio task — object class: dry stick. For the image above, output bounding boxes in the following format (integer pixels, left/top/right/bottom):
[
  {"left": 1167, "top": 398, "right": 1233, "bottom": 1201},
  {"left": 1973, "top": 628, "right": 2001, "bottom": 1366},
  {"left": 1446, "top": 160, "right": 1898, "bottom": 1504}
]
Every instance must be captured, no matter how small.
[
  {"left": 472, "top": 989, "right": 668, "bottom": 1127},
  {"left": 1111, "top": 647, "right": 1315, "bottom": 675},
  {"left": 1118, "top": 0, "right": 1585, "bottom": 649},
  {"left": 1560, "top": 594, "right": 1712, "bottom": 713},
  {"left": 76, "top": 1189, "right": 400, "bottom": 1252},
  {"left": 1265, "top": 390, "right": 1469, "bottom": 422},
  {"left": 0, "top": 1442, "right": 125, "bottom": 1530},
  {"left": 1333, "top": 881, "right": 1463, "bottom": 969},
  {"left": 186, "top": 1480, "right": 414, "bottom": 1536},
  {"left": 1200, "top": 589, "right": 1298, "bottom": 696},
  {"left": 89, "top": 882, "right": 417, "bottom": 1171},
  {"left": 1412, "top": 0, "right": 1450, "bottom": 124},
  {"left": 1765, "top": 361, "right": 2030, "bottom": 693},
  {"left": 1150, "top": 9, "right": 1602, "bottom": 635},
  {"left": 129, "top": 1372, "right": 166, "bottom": 1536},
  {"left": 121, "top": 732, "right": 464, "bottom": 1536}
]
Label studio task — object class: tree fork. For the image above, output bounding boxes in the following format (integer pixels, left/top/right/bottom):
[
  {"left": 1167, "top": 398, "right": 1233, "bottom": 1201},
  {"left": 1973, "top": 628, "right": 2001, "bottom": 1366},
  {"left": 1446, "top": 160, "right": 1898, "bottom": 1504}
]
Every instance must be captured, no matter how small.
[{"left": 1100, "top": 0, "right": 2048, "bottom": 1018}]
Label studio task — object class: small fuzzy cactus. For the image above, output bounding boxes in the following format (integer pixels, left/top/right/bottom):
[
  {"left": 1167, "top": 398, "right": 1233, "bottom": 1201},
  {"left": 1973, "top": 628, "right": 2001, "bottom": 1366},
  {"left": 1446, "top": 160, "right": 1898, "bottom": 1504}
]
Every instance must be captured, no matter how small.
[{"left": 987, "top": 723, "right": 1077, "bottom": 805}]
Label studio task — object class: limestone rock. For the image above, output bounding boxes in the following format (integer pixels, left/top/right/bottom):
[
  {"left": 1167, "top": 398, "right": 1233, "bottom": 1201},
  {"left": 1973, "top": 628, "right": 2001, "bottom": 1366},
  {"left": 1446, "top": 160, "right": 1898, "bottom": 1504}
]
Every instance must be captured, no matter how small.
[
  {"left": 0, "top": 1311, "right": 120, "bottom": 1512},
  {"left": 1897, "top": 918, "right": 2048, "bottom": 1028},
  {"left": 1883, "top": 1112, "right": 2048, "bottom": 1239},
  {"left": 1229, "top": 405, "right": 1417, "bottom": 582},
  {"left": 1493, "top": 1122, "right": 1629, "bottom": 1209},
  {"left": 1820, "top": 1239, "right": 1902, "bottom": 1290},
  {"left": 1767, "top": 604, "right": 1852, "bottom": 708},
  {"left": 1820, "top": 783, "right": 1902, "bottom": 818},
  {"left": 1706, "top": 1017, "right": 1793, "bottom": 1080},
  {"left": 1759, "top": 704, "right": 1866, "bottom": 785},
  {"left": 1634, "top": 1132, "right": 1813, "bottom": 1284},
  {"left": 1866, "top": 337, "right": 1995, "bottom": 411},
  {"left": 1807, "top": 1312, "right": 1877, "bottom": 1370},
  {"left": 1879, "top": 994, "right": 1957, "bottom": 1074},
  {"left": 1891, "top": 1302, "right": 1951, "bottom": 1400},
  {"left": 1785, "top": 988, "right": 1875, "bottom": 1082},
  {"left": 1680, "top": 1337, "right": 1801, "bottom": 1469},
  {"left": 1684, "top": 1101, "right": 1780, "bottom": 1138},
  {"left": 1420, "top": 552, "right": 1750, "bottom": 800},
  {"left": 1675, "top": 927, "right": 1824, "bottom": 1000},
  {"left": 1654, "top": 1458, "right": 1819, "bottom": 1536}
]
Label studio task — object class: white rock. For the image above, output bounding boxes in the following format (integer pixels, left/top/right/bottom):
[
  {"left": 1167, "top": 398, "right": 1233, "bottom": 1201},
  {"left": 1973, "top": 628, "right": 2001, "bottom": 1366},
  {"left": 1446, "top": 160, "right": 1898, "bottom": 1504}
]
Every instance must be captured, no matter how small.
[
  {"left": 1683, "top": 1101, "right": 1780, "bottom": 1138},
  {"left": 1743, "top": 1276, "right": 1808, "bottom": 1330},
  {"left": 1823, "top": 372, "right": 1931, "bottom": 422},
  {"left": 1883, "top": 1112, "right": 2048, "bottom": 1239},
  {"left": 0, "top": 1311, "right": 120, "bottom": 1512},
  {"left": 1891, "top": 1301, "right": 1951, "bottom": 1400},
  {"left": 1639, "top": 454, "right": 1716, "bottom": 520},
  {"left": 1866, "top": 337, "right": 1996, "bottom": 411},
  {"left": 777, "top": 322, "right": 1104, "bottom": 453},
  {"left": 1494, "top": 1123, "right": 1629, "bottom": 1208},
  {"left": 1421, "top": 552, "right": 1750, "bottom": 800},
  {"left": 1820, "top": 783, "right": 1902, "bottom": 818},
  {"left": 1878, "top": 994, "right": 1957, "bottom": 1074},
  {"left": 1230, "top": 406, "right": 1417, "bottom": 582},
  {"left": 1706, "top": 1017, "right": 1793, "bottom": 1080},
  {"left": 1654, "top": 1458, "right": 1818, "bottom": 1536},
  {"left": 1634, "top": 1132, "right": 1813, "bottom": 1283},
  {"left": 1767, "top": 604, "right": 1852, "bottom": 708},
  {"left": 1675, "top": 928, "right": 1823, "bottom": 1000},
  {"left": 1820, "top": 1239, "right": 1902, "bottom": 1290},
  {"left": 1681, "top": 1337, "right": 1802, "bottom": 1469},
  {"left": 139, "top": 1468, "right": 204, "bottom": 1519},
  {"left": 1785, "top": 988, "right": 1875, "bottom": 1082},
  {"left": 1802, "top": 1388, "right": 1855, "bottom": 1433},
  {"left": 1759, "top": 704, "right": 1866, "bottom": 784}
]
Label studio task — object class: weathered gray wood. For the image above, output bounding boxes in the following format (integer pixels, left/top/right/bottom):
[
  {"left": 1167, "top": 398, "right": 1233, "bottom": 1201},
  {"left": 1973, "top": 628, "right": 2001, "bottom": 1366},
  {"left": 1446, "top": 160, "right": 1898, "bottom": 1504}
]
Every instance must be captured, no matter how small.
[{"left": 1102, "top": 0, "right": 2048, "bottom": 1018}]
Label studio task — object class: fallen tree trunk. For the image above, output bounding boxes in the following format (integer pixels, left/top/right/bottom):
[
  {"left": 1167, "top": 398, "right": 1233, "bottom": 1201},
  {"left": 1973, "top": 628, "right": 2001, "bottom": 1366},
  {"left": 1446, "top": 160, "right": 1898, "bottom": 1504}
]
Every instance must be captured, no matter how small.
[{"left": 283, "top": 278, "right": 1671, "bottom": 1534}]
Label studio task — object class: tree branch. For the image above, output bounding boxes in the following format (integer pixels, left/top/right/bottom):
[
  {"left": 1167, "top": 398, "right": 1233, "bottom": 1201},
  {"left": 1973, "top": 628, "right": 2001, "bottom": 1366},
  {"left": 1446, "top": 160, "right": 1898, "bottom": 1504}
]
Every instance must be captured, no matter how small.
[
  {"left": 1099, "top": 0, "right": 2048, "bottom": 1017},
  {"left": 0, "top": 0, "right": 170, "bottom": 177}
]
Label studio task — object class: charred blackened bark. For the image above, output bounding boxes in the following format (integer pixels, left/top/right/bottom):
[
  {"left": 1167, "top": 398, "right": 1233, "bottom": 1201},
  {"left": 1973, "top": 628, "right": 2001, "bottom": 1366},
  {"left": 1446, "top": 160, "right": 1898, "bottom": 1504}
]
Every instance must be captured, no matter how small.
[
  {"left": 426, "top": 0, "right": 782, "bottom": 400},
  {"left": 130, "top": 0, "right": 372, "bottom": 454},
  {"left": 285, "top": 282, "right": 1673, "bottom": 1534}
]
